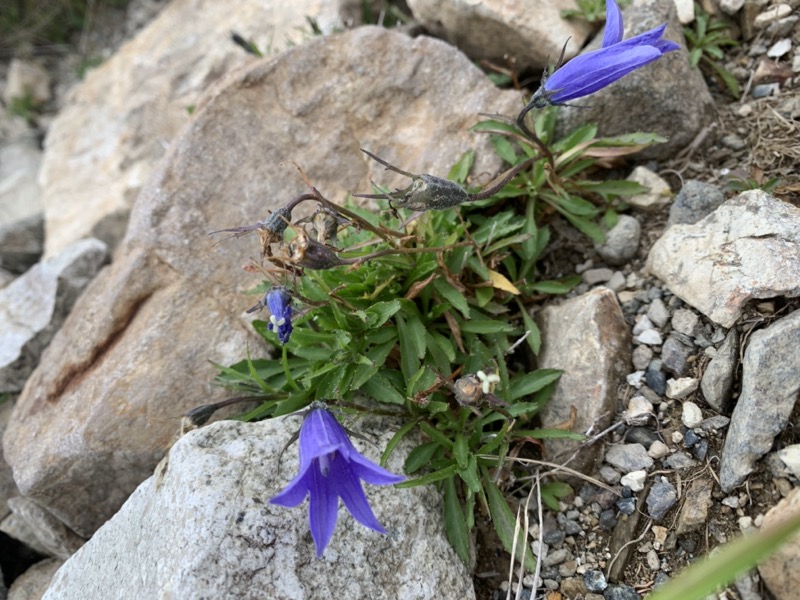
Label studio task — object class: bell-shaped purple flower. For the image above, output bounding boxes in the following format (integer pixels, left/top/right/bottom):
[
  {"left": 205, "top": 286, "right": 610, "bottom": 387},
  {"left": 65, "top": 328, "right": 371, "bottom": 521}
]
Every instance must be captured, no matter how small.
[
  {"left": 270, "top": 407, "right": 404, "bottom": 557},
  {"left": 265, "top": 288, "right": 292, "bottom": 344},
  {"left": 526, "top": 0, "right": 680, "bottom": 108}
]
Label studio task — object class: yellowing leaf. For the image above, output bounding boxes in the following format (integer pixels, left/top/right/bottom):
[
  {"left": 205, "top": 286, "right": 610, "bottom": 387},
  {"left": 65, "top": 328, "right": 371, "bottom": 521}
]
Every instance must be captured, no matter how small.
[{"left": 488, "top": 269, "right": 520, "bottom": 295}]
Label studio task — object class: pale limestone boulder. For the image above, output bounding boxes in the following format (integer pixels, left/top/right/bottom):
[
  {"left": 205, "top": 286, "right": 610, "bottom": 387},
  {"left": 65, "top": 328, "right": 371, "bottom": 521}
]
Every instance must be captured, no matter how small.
[
  {"left": 647, "top": 191, "right": 800, "bottom": 328},
  {"left": 553, "top": 0, "right": 714, "bottom": 160},
  {"left": 0, "top": 238, "right": 107, "bottom": 393},
  {"left": 4, "top": 26, "right": 518, "bottom": 538},
  {"left": 0, "top": 135, "right": 44, "bottom": 273},
  {"left": 42, "top": 419, "right": 474, "bottom": 600},
  {"left": 39, "top": 0, "right": 349, "bottom": 258},
  {"left": 536, "top": 288, "right": 632, "bottom": 474},
  {"left": 406, "top": 0, "right": 592, "bottom": 72},
  {"left": 7, "top": 558, "right": 63, "bottom": 600}
]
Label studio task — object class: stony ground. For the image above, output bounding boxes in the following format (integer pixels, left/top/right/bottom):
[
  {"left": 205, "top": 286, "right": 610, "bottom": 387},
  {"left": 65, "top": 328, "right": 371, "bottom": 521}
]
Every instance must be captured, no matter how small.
[{"left": 2, "top": 1, "right": 799, "bottom": 599}]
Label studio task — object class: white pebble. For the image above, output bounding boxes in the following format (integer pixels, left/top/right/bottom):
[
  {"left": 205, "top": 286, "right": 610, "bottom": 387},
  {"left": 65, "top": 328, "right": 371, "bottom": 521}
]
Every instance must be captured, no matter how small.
[
  {"left": 648, "top": 441, "right": 670, "bottom": 459},
  {"left": 621, "top": 470, "right": 647, "bottom": 492},
  {"left": 636, "top": 329, "right": 663, "bottom": 346},
  {"left": 666, "top": 377, "right": 699, "bottom": 399},
  {"left": 681, "top": 401, "right": 704, "bottom": 427}
]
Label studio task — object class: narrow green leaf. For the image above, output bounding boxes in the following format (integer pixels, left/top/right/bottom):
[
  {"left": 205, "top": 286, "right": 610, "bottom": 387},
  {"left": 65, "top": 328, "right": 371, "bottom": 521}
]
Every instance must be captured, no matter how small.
[
  {"left": 397, "top": 463, "right": 458, "bottom": 487},
  {"left": 361, "top": 372, "right": 406, "bottom": 405},
  {"left": 490, "top": 135, "right": 518, "bottom": 165},
  {"left": 649, "top": 510, "right": 800, "bottom": 600},
  {"left": 443, "top": 476, "right": 470, "bottom": 564},
  {"left": 381, "top": 417, "right": 421, "bottom": 467},
  {"left": 458, "top": 453, "right": 482, "bottom": 494},
  {"left": 510, "top": 369, "right": 563, "bottom": 400},
  {"left": 483, "top": 469, "right": 537, "bottom": 571},
  {"left": 448, "top": 150, "right": 475, "bottom": 184},
  {"left": 396, "top": 313, "right": 421, "bottom": 380},
  {"left": 405, "top": 441, "right": 441, "bottom": 474},
  {"left": 454, "top": 434, "right": 469, "bottom": 470},
  {"left": 460, "top": 319, "right": 516, "bottom": 334},
  {"left": 433, "top": 278, "right": 470, "bottom": 319},
  {"left": 364, "top": 300, "right": 402, "bottom": 327}
]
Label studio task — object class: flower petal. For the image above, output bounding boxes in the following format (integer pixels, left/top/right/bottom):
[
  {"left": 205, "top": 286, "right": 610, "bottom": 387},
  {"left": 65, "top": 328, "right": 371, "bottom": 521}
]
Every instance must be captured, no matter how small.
[
  {"left": 307, "top": 465, "right": 339, "bottom": 557},
  {"left": 603, "top": 0, "right": 624, "bottom": 47},
  {"left": 270, "top": 469, "right": 312, "bottom": 508},
  {"left": 546, "top": 45, "right": 662, "bottom": 103},
  {"left": 327, "top": 454, "right": 387, "bottom": 533},
  {"left": 348, "top": 451, "right": 406, "bottom": 486}
]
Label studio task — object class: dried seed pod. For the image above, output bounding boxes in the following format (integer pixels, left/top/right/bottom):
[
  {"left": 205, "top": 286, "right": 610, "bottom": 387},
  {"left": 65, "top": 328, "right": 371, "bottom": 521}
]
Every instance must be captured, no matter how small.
[{"left": 393, "top": 175, "right": 471, "bottom": 211}]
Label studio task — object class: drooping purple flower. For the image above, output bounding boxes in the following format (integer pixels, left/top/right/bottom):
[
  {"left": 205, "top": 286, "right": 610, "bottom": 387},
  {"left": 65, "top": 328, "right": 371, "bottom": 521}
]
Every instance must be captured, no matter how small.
[
  {"left": 525, "top": 0, "right": 680, "bottom": 109},
  {"left": 270, "top": 407, "right": 405, "bottom": 557},
  {"left": 265, "top": 287, "right": 292, "bottom": 344}
]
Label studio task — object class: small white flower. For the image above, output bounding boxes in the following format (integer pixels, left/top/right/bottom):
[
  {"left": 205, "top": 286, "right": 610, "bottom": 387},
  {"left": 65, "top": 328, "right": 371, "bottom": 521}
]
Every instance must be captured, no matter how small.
[{"left": 476, "top": 370, "right": 501, "bottom": 395}]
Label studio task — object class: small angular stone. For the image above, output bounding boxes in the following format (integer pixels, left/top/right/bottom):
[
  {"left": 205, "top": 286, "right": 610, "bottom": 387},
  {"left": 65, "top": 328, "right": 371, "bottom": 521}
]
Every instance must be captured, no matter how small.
[
  {"left": 646, "top": 480, "right": 678, "bottom": 521},
  {"left": 667, "top": 378, "right": 699, "bottom": 400}
]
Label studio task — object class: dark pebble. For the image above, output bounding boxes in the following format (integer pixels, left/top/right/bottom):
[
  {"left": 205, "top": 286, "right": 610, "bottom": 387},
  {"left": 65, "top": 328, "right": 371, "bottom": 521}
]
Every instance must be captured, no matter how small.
[
  {"left": 679, "top": 536, "right": 698, "bottom": 553},
  {"left": 599, "top": 509, "right": 617, "bottom": 531},
  {"left": 646, "top": 480, "right": 678, "bottom": 521},
  {"left": 645, "top": 367, "right": 667, "bottom": 395},
  {"left": 654, "top": 572, "right": 670, "bottom": 588},
  {"left": 683, "top": 429, "right": 700, "bottom": 447},
  {"left": 604, "top": 583, "right": 641, "bottom": 600},
  {"left": 624, "top": 426, "right": 660, "bottom": 448},
  {"left": 616, "top": 497, "right": 636, "bottom": 515},
  {"left": 692, "top": 439, "right": 709, "bottom": 460},
  {"left": 661, "top": 336, "right": 693, "bottom": 376},
  {"left": 543, "top": 528, "right": 565, "bottom": 546},
  {"left": 584, "top": 569, "right": 608, "bottom": 592},
  {"left": 563, "top": 519, "right": 582, "bottom": 536}
]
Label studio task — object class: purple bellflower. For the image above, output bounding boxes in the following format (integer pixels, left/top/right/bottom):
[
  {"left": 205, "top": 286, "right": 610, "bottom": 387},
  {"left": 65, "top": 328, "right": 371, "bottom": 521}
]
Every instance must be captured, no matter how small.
[
  {"left": 525, "top": 0, "right": 680, "bottom": 109},
  {"left": 265, "top": 288, "right": 293, "bottom": 344},
  {"left": 270, "top": 406, "right": 405, "bottom": 557}
]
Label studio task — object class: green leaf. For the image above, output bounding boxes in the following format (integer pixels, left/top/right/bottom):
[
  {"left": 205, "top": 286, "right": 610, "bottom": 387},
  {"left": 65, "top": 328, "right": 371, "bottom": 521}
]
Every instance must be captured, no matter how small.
[
  {"left": 460, "top": 319, "right": 516, "bottom": 334},
  {"left": 510, "top": 369, "right": 562, "bottom": 400},
  {"left": 397, "top": 463, "right": 458, "bottom": 487},
  {"left": 361, "top": 372, "right": 406, "bottom": 405},
  {"left": 443, "top": 476, "right": 470, "bottom": 564},
  {"left": 364, "top": 300, "right": 402, "bottom": 327},
  {"left": 513, "top": 428, "right": 587, "bottom": 441},
  {"left": 433, "top": 278, "right": 470, "bottom": 319},
  {"left": 490, "top": 135, "right": 518, "bottom": 165},
  {"left": 381, "top": 417, "right": 421, "bottom": 467},
  {"left": 458, "top": 453, "right": 482, "bottom": 494},
  {"left": 471, "top": 119, "right": 519, "bottom": 135},
  {"left": 395, "top": 313, "right": 421, "bottom": 380},
  {"left": 527, "top": 276, "right": 580, "bottom": 294},
  {"left": 516, "top": 302, "right": 541, "bottom": 355},
  {"left": 448, "top": 150, "right": 475, "bottom": 184},
  {"left": 579, "top": 179, "right": 649, "bottom": 197},
  {"left": 405, "top": 441, "right": 441, "bottom": 474},
  {"left": 649, "top": 510, "right": 800, "bottom": 600},
  {"left": 453, "top": 434, "right": 469, "bottom": 470},
  {"left": 483, "top": 469, "right": 537, "bottom": 571}
]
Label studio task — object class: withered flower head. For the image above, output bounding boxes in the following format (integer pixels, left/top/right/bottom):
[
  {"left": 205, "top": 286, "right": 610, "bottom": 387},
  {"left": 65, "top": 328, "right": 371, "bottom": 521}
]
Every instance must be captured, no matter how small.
[
  {"left": 289, "top": 230, "right": 347, "bottom": 270},
  {"left": 257, "top": 206, "right": 292, "bottom": 257}
]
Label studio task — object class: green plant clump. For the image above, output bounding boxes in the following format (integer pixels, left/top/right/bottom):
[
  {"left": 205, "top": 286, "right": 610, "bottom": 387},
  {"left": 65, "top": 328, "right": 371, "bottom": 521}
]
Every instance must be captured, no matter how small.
[
  {"left": 208, "top": 105, "right": 657, "bottom": 566},
  {"left": 683, "top": 2, "right": 740, "bottom": 98}
]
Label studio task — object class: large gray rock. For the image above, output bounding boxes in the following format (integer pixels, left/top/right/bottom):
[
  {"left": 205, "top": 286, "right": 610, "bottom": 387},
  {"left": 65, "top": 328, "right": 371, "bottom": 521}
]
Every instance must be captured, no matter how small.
[
  {"left": 42, "top": 419, "right": 474, "bottom": 600},
  {"left": 553, "top": 0, "right": 714, "bottom": 161},
  {"left": 719, "top": 309, "right": 800, "bottom": 491},
  {"left": 647, "top": 191, "right": 800, "bottom": 328},
  {"left": 8, "top": 558, "right": 63, "bottom": 600},
  {"left": 39, "top": 0, "right": 349, "bottom": 258},
  {"left": 406, "top": 0, "right": 591, "bottom": 72},
  {"left": 758, "top": 488, "right": 800, "bottom": 600},
  {"left": 3, "top": 27, "right": 518, "bottom": 538},
  {"left": 0, "top": 238, "right": 107, "bottom": 393},
  {"left": 536, "top": 288, "right": 631, "bottom": 474}
]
